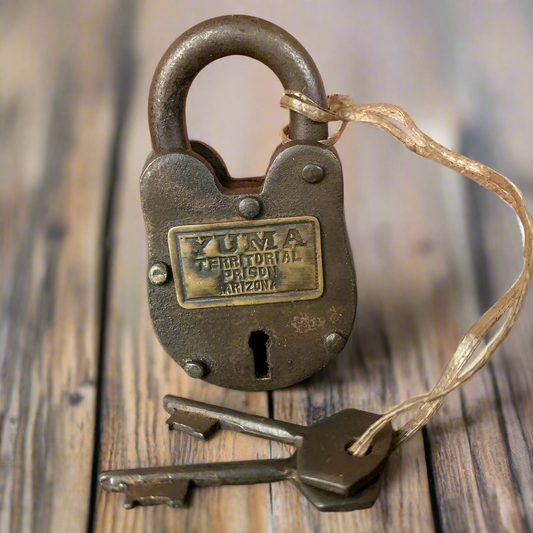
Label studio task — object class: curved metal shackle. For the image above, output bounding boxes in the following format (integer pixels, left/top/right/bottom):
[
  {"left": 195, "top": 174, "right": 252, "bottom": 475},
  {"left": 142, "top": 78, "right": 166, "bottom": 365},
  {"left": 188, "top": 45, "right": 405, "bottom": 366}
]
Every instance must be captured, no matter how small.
[{"left": 149, "top": 15, "right": 329, "bottom": 155}]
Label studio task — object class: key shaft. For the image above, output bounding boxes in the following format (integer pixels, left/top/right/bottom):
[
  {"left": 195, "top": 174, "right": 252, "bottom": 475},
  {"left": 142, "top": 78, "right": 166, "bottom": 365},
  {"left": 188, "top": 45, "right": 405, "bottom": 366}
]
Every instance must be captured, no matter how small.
[
  {"left": 163, "top": 395, "right": 305, "bottom": 444},
  {"left": 101, "top": 456, "right": 294, "bottom": 492},
  {"left": 100, "top": 457, "right": 295, "bottom": 508}
]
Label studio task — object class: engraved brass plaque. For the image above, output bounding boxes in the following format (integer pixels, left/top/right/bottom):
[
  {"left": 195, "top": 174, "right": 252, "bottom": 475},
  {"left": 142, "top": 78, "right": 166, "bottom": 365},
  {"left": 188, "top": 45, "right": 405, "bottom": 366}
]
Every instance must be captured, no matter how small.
[{"left": 168, "top": 216, "right": 323, "bottom": 309}]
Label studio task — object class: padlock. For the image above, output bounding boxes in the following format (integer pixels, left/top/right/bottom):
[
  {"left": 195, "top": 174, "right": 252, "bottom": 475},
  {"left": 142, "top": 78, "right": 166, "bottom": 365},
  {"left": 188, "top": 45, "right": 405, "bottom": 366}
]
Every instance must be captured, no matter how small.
[{"left": 141, "top": 15, "right": 357, "bottom": 391}]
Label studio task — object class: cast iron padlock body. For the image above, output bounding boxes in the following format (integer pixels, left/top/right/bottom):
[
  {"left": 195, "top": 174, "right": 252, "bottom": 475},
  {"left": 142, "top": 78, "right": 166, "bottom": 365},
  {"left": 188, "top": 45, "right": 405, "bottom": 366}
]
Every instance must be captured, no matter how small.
[{"left": 141, "top": 16, "right": 357, "bottom": 391}]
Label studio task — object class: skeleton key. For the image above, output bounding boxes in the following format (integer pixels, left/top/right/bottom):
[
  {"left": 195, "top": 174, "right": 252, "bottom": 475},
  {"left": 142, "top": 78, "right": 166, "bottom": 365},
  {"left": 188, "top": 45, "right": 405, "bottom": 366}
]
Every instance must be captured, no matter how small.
[
  {"left": 99, "top": 398, "right": 393, "bottom": 512},
  {"left": 100, "top": 458, "right": 292, "bottom": 509},
  {"left": 100, "top": 456, "right": 383, "bottom": 512}
]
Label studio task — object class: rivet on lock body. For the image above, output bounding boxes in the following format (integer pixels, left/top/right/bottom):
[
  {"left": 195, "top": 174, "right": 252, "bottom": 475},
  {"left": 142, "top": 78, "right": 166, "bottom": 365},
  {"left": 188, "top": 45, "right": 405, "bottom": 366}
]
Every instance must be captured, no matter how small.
[{"left": 141, "top": 16, "right": 357, "bottom": 391}]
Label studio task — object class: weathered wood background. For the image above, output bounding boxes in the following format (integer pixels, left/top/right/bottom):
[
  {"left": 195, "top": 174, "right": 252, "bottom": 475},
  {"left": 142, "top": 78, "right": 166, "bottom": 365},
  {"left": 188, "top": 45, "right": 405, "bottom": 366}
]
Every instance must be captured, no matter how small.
[{"left": 2, "top": 1, "right": 533, "bottom": 532}]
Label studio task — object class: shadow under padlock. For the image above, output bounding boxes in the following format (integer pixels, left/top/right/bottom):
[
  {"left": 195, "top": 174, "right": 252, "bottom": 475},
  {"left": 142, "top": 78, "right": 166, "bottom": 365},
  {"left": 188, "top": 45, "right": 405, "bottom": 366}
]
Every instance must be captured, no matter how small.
[{"left": 141, "top": 16, "right": 357, "bottom": 391}]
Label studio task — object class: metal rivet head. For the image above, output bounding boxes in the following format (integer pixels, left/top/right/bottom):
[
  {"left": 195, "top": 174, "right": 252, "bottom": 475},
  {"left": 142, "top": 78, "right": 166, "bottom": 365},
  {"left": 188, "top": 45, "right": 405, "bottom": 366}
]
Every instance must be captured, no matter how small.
[
  {"left": 183, "top": 361, "right": 207, "bottom": 379},
  {"left": 325, "top": 333, "right": 346, "bottom": 354},
  {"left": 302, "top": 164, "right": 324, "bottom": 183},
  {"left": 148, "top": 262, "right": 169, "bottom": 285},
  {"left": 238, "top": 197, "right": 261, "bottom": 219}
]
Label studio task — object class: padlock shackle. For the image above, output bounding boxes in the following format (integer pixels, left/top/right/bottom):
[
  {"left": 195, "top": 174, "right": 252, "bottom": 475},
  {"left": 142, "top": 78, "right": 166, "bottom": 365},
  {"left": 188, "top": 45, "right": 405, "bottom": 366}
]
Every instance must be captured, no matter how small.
[{"left": 149, "top": 15, "right": 329, "bottom": 155}]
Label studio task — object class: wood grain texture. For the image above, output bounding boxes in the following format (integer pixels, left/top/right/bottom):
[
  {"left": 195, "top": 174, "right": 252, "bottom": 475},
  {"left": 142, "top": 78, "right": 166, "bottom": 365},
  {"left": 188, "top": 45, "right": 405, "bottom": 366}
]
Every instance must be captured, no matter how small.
[
  {"left": 267, "top": 3, "right": 515, "bottom": 531},
  {"left": 434, "top": 4, "right": 533, "bottom": 531},
  {"left": 0, "top": 1, "right": 121, "bottom": 531},
  {"left": 2, "top": 1, "right": 533, "bottom": 532},
  {"left": 93, "top": 3, "right": 273, "bottom": 532}
]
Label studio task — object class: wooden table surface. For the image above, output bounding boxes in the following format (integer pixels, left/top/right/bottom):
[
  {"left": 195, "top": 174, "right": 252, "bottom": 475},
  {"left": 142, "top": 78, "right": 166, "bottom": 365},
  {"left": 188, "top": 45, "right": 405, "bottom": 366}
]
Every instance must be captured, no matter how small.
[{"left": 2, "top": 1, "right": 533, "bottom": 532}]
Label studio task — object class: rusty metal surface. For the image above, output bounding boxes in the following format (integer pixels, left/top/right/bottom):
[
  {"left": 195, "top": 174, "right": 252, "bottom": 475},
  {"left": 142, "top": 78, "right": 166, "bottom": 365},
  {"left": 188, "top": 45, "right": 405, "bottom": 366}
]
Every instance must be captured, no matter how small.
[
  {"left": 141, "top": 15, "right": 357, "bottom": 390},
  {"left": 100, "top": 398, "right": 393, "bottom": 511}
]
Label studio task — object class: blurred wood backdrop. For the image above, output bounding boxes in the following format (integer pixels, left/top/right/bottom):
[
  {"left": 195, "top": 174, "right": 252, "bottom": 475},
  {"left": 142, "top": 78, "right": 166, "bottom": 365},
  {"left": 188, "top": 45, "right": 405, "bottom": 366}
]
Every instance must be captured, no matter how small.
[{"left": 1, "top": 1, "right": 533, "bottom": 532}]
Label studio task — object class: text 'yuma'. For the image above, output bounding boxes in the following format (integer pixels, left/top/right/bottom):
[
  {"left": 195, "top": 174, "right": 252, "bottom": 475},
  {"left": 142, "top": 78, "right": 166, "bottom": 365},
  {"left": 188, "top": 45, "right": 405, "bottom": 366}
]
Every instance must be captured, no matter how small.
[{"left": 186, "top": 229, "right": 307, "bottom": 259}]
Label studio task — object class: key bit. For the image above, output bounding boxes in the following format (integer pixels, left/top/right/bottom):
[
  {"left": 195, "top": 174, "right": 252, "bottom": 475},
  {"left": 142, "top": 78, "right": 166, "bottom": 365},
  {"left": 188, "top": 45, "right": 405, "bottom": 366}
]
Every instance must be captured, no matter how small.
[
  {"left": 166, "top": 410, "right": 220, "bottom": 440},
  {"left": 123, "top": 480, "right": 190, "bottom": 509},
  {"left": 163, "top": 396, "right": 393, "bottom": 496}
]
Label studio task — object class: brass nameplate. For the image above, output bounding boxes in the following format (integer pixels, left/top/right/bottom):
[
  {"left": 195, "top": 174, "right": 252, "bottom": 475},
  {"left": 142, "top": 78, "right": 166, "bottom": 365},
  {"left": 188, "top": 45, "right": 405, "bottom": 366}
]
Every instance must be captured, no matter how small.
[{"left": 168, "top": 216, "right": 323, "bottom": 309}]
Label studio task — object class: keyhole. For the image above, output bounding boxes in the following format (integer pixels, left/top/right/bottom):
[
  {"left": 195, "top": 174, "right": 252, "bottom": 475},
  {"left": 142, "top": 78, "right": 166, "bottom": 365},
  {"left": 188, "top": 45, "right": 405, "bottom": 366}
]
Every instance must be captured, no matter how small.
[{"left": 249, "top": 331, "right": 271, "bottom": 379}]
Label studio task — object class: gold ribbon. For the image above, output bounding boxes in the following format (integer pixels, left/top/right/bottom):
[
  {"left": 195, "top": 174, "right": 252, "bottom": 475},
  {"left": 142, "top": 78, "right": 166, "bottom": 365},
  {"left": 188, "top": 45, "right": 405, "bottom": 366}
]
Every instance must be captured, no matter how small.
[{"left": 281, "top": 90, "right": 533, "bottom": 456}]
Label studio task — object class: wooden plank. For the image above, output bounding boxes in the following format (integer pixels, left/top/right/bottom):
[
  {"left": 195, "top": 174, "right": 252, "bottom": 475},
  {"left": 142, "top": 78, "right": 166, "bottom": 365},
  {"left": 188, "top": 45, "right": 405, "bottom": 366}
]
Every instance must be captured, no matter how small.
[
  {"left": 268, "top": 3, "right": 469, "bottom": 530},
  {"left": 3, "top": 1, "right": 533, "bottom": 531},
  {"left": 0, "top": 1, "right": 122, "bottom": 531},
  {"left": 270, "top": 2, "right": 533, "bottom": 531},
  {"left": 94, "top": 3, "right": 440, "bottom": 531},
  {"left": 93, "top": 2, "right": 435, "bottom": 531},
  {"left": 93, "top": 4, "right": 274, "bottom": 532},
  {"left": 94, "top": 2, "right": 533, "bottom": 532},
  {"left": 435, "top": 3, "right": 533, "bottom": 531}
]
